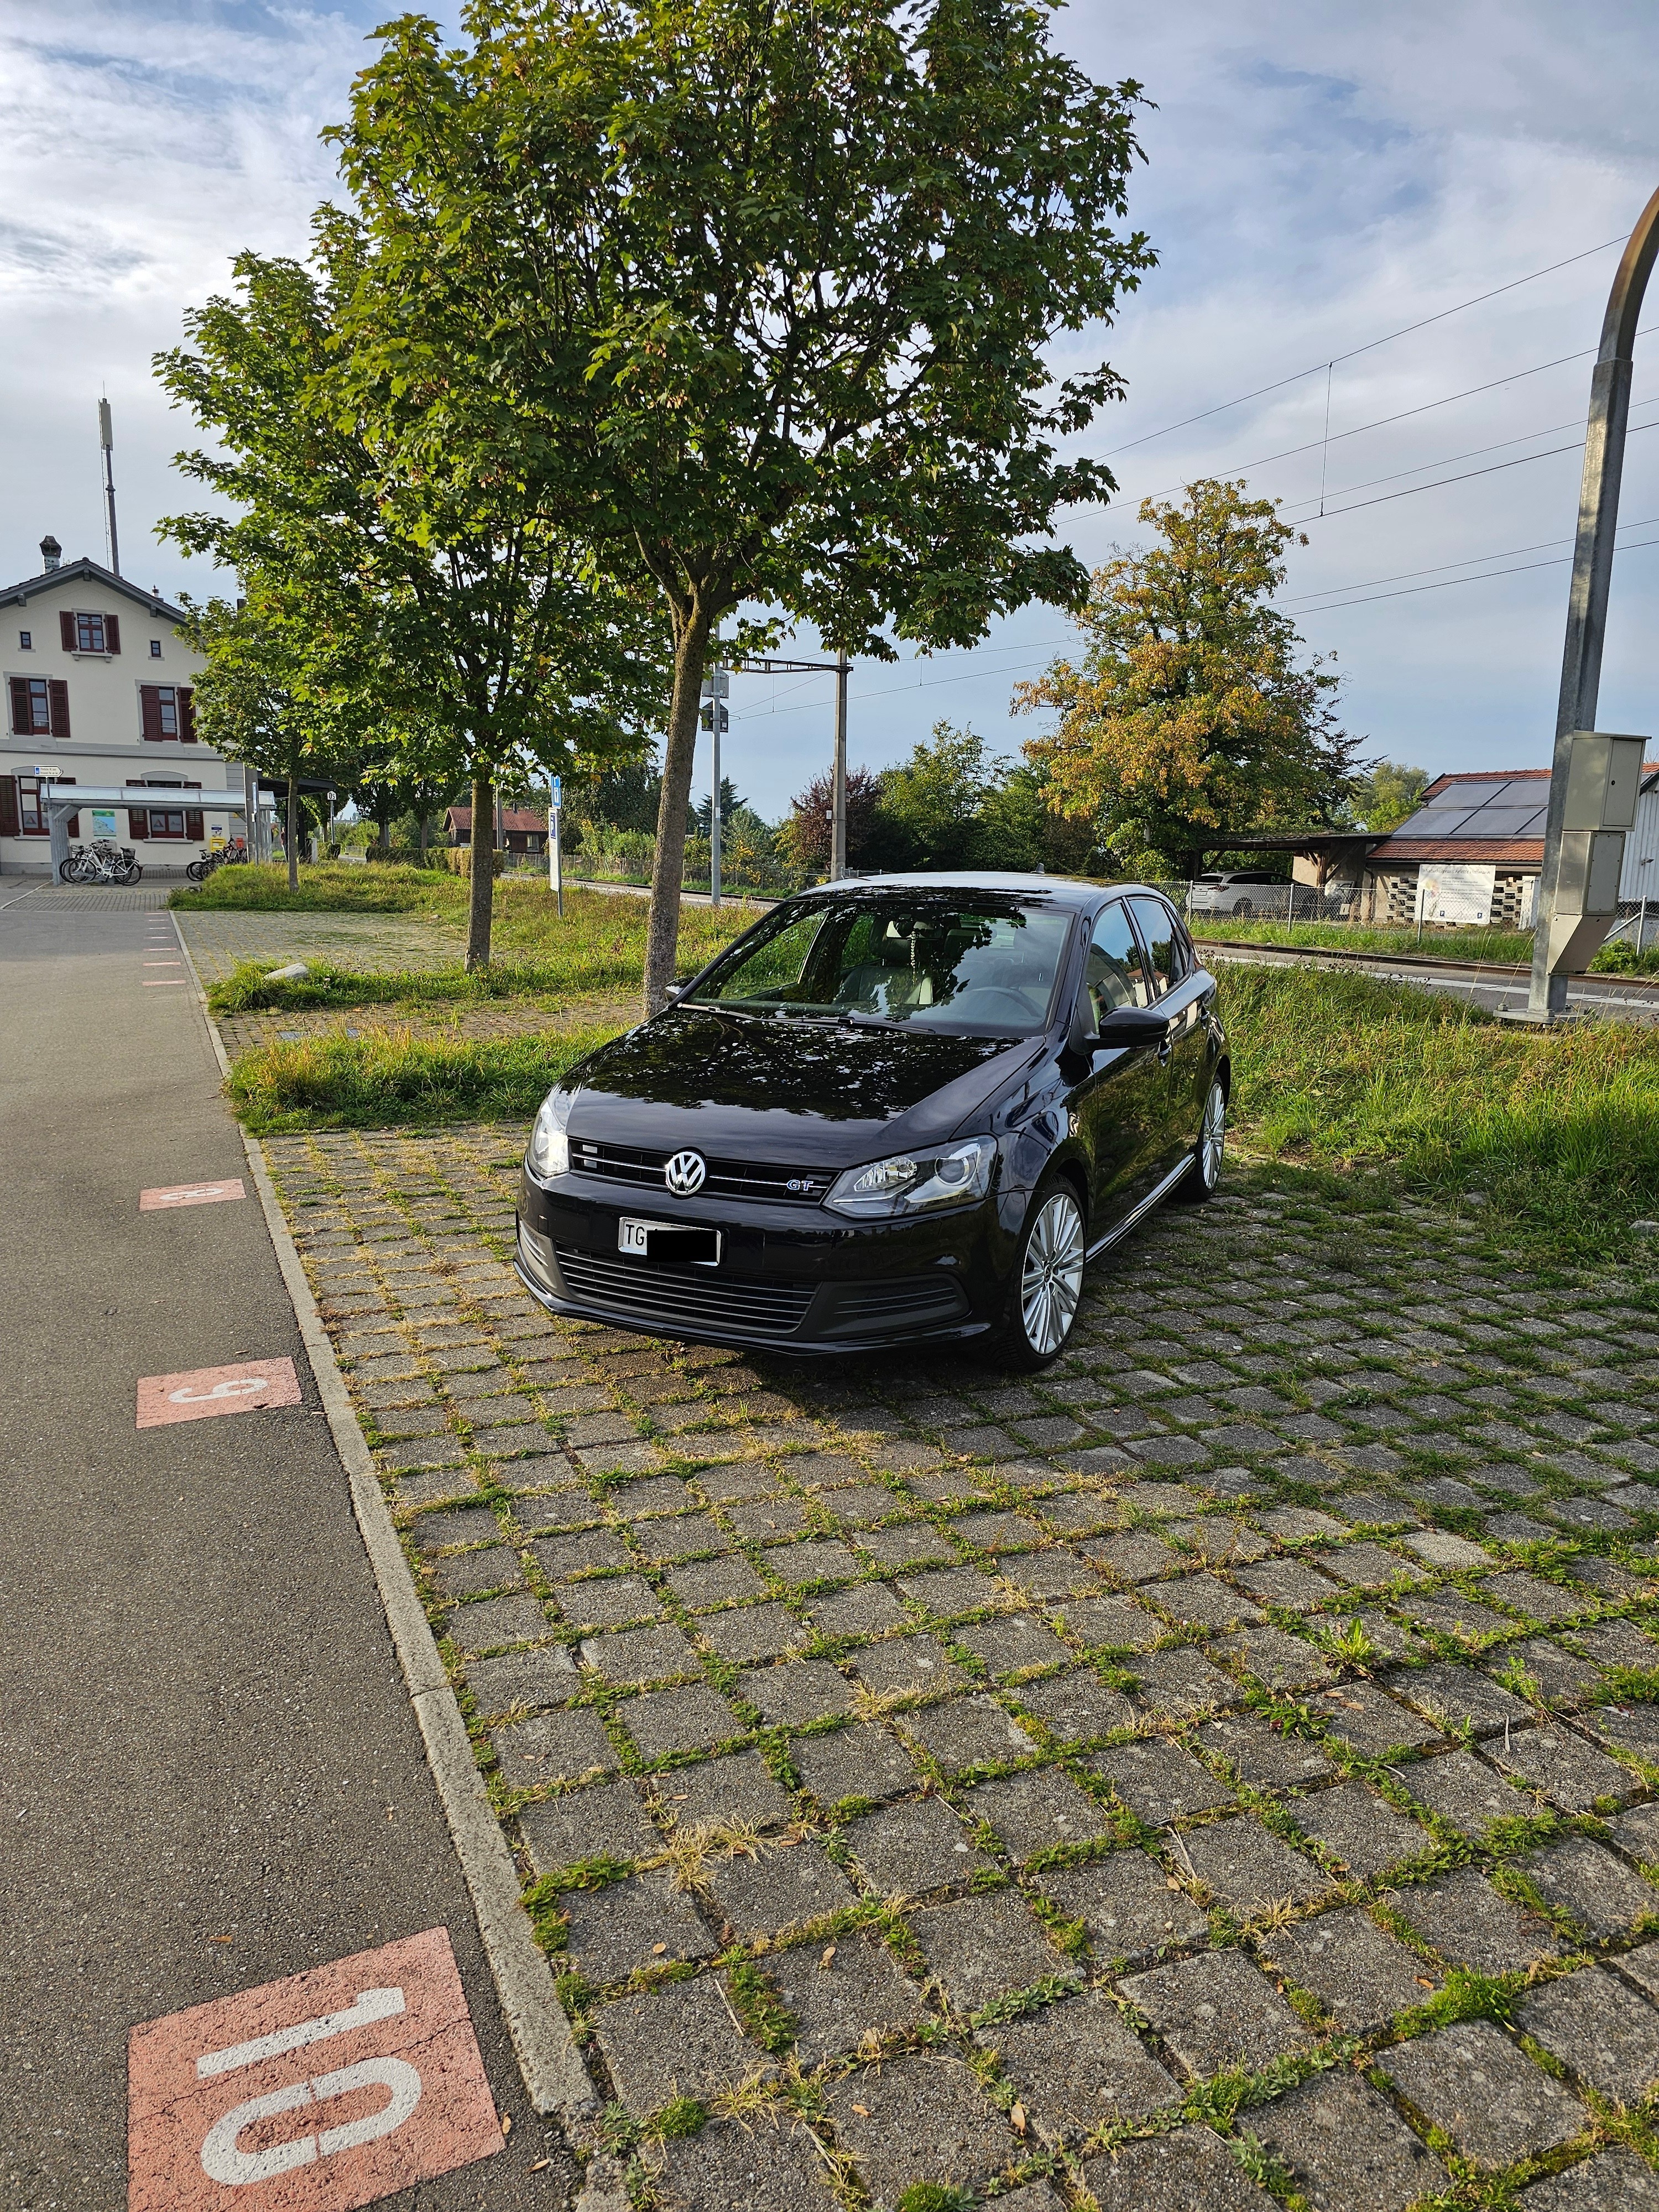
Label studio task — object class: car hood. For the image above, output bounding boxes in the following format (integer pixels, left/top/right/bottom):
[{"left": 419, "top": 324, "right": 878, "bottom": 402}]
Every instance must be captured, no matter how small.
[{"left": 564, "top": 1008, "right": 1041, "bottom": 1165}]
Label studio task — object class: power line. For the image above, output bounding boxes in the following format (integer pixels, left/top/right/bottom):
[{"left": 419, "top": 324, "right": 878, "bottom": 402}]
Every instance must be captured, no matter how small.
[
  {"left": 1287, "top": 416, "right": 1659, "bottom": 525},
  {"left": 1284, "top": 532, "right": 1659, "bottom": 616},
  {"left": 1117, "top": 323, "right": 1659, "bottom": 512},
  {"left": 1097, "top": 231, "right": 1629, "bottom": 461},
  {"left": 1282, "top": 511, "right": 1659, "bottom": 608},
  {"left": 1282, "top": 391, "right": 1659, "bottom": 512}
]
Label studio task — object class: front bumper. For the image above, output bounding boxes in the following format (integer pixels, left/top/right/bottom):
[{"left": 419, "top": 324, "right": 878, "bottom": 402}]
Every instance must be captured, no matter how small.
[{"left": 514, "top": 1165, "right": 1011, "bottom": 1356}]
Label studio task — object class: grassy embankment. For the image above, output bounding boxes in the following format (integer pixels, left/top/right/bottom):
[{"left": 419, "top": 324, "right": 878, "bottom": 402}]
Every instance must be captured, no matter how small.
[
  {"left": 204, "top": 871, "right": 751, "bottom": 1134},
  {"left": 1195, "top": 912, "right": 1659, "bottom": 974}
]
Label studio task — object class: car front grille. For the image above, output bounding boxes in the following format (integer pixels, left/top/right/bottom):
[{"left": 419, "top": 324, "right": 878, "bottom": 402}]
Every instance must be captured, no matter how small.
[
  {"left": 820, "top": 1276, "right": 969, "bottom": 1335},
  {"left": 553, "top": 1247, "right": 817, "bottom": 1337},
  {"left": 568, "top": 1139, "right": 831, "bottom": 1204}
]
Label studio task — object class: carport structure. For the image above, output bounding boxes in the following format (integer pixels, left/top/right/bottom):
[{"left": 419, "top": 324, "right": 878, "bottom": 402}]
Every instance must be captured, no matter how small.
[{"left": 37, "top": 780, "right": 273, "bottom": 877}]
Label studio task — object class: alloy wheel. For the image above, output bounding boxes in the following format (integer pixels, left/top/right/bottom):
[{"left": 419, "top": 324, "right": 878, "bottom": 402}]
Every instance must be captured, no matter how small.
[
  {"left": 1020, "top": 1189, "right": 1085, "bottom": 1357},
  {"left": 1201, "top": 1082, "right": 1227, "bottom": 1190}
]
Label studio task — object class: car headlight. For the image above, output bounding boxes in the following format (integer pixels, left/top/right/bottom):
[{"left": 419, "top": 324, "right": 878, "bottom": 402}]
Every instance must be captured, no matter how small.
[
  {"left": 824, "top": 1136, "right": 997, "bottom": 1219},
  {"left": 526, "top": 1089, "right": 573, "bottom": 1180}
]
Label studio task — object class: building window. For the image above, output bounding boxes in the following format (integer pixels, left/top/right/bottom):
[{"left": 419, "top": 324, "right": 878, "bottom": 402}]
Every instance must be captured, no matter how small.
[
  {"left": 59, "top": 609, "right": 120, "bottom": 655},
  {"left": 149, "top": 638, "right": 163, "bottom": 658},
  {"left": 19, "top": 630, "right": 30, "bottom": 650},
  {"left": 8, "top": 674, "right": 68, "bottom": 738},
  {"left": 139, "top": 682, "right": 195, "bottom": 743},
  {"left": 13, "top": 776, "right": 77, "bottom": 835}
]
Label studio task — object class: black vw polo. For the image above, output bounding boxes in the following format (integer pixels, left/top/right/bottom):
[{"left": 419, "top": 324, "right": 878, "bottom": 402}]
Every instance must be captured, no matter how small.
[{"left": 516, "top": 873, "right": 1228, "bottom": 1369}]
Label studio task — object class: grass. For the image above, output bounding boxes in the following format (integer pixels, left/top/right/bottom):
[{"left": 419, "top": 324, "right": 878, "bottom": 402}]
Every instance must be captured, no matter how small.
[
  {"left": 226, "top": 1022, "right": 620, "bottom": 1133},
  {"left": 202, "top": 886, "right": 752, "bottom": 1014},
  {"left": 170, "top": 861, "right": 458, "bottom": 915},
  {"left": 1195, "top": 912, "right": 1659, "bottom": 974},
  {"left": 1222, "top": 963, "right": 1659, "bottom": 1255}
]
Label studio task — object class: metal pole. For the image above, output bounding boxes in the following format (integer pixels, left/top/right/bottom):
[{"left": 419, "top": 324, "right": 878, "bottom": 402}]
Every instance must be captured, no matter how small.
[
  {"left": 550, "top": 774, "right": 564, "bottom": 917},
  {"left": 710, "top": 692, "right": 722, "bottom": 909},
  {"left": 1528, "top": 185, "right": 1659, "bottom": 1018},
  {"left": 98, "top": 399, "right": 120, "bottom": 576},
  {"left": 831, "top": 651, "right": 848, "bottom": 880}
]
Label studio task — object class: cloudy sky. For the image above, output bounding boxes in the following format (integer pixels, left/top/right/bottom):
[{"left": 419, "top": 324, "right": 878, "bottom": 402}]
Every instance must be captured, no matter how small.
[{"left": 4, "top": 1, "right": 1657, "bottom": 818}]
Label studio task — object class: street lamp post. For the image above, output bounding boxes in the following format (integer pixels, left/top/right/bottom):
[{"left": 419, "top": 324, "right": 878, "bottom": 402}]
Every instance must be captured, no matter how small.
[
  {"left": 722, "top": 651, "right": 851, "bottom": 879},
  {"left": 1528, "top": 185, "right": 1659, "bottom": 1020}
]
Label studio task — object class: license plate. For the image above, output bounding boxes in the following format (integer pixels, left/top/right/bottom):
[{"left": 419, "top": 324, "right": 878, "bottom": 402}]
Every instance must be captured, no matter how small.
[{"left": 618, "top": 1217, "right": 721, "bottom": 1265}]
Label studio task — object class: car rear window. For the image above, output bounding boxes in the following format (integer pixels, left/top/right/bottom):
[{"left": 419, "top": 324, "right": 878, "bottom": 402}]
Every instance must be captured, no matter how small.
[{"left": 688, "top": 895, "right": 1073, "bottom": 1035}]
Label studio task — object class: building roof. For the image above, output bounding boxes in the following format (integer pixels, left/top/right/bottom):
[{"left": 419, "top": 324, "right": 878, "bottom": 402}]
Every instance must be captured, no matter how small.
[
  {"left": 1366, "top": 762, "right": 1659, "bottom": 870},
  {"left": 0, "top": 555, "right": 185, "bottom": 622},
  {"left": 447, "top": 806, "right": 548, "bottom": 834}
]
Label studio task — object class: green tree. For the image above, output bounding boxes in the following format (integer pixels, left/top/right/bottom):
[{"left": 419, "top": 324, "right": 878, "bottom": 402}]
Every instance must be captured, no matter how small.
[
  {"left": 1348, "top": 759, "right": 1430, "bottom": 832},
  {"left": 176, "top": 589, "right": 360, "bottom": 892},
  {"left": 1017, "top": 479, "right": 1367, "bottom": 878},
  {"left": 155, "top": 252, "right": 667, "bottom": 967},
  {"left": 329, "top": 0, "right": 1155, "bottom": 1008},
  {"left": 874, "top": 721, "right": 1004, "bottom": 869},
  {"left": 975, "top": 760, "right": 1101, "bottom": 875}
]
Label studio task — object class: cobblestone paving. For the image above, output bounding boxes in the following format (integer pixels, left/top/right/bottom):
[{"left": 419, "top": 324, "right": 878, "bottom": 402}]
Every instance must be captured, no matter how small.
[
  {"left": 176, "top": 906, "right": 465, "bottom": 983},
  {"left": 262, "top": 1124, "right": 1659, "bottom": 2210}
]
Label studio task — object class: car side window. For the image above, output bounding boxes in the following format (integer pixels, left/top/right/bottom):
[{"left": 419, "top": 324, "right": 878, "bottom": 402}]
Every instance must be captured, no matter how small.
[
  {"left": 1129, "top": 896, "right": 1188, "bottom": 995},
  {"left": 1078, "top": 901, "right": 1151, "bottom": 1029}
]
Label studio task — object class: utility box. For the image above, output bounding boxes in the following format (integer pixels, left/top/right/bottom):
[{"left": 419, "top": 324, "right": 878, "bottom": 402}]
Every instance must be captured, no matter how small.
[
  {"left": 1561, "top": 731, "right": 1645, "bottom": 831},
  {"left": 1541, "top": 731, "right": 1649, "bottom": 978}
]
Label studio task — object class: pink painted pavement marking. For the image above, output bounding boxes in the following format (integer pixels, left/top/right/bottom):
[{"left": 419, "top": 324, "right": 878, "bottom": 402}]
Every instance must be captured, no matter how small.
[
  {"left": 136, "top": 1358, "right": 301, "bottom": 1429},
  {"left": 140, "top": 1180, "right": 247, "bottom": 1212},
  {"left": 144, "top": 979, "right": 188, "bottom": 988},
  {"left": 128, "top": 1928, "right": 502, "bottom": 2212}
]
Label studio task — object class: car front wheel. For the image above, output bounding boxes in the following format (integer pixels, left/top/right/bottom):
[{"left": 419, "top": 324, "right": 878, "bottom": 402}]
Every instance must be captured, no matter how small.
[
  {"left": 994, "top": 1177, "right": 1086, "bottom": 1370},
  {"left": 1173, "top": 1078, "right": 1227, "bottom": 1204}
]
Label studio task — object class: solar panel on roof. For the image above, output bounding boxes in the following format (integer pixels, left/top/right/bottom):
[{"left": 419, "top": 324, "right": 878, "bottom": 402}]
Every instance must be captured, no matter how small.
[{"left": 1452, "top": 806, "right": 1540, "bottom": 836}]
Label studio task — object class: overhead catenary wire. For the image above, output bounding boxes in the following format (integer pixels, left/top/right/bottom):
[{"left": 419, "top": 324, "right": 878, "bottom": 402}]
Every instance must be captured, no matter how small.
[{"left": 1096, "top": 231, "right": 1630, "bottom": 461}]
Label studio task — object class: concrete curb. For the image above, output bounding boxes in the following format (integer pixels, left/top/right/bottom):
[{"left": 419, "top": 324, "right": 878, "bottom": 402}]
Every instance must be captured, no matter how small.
[{"left": 171, "top": 912, "right": 599, "bottom": 2128}]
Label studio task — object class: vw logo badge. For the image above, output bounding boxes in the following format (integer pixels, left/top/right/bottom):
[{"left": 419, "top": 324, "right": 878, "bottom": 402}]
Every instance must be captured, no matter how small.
[{"left": 664, "top": 1149, "right": 707, "bottom": 1198}]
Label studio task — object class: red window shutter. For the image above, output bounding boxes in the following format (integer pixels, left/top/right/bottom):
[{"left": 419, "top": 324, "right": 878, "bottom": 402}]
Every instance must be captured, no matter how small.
[
  {"left": 185, "top": 808, "right": 205, "bottom": 841},
  {"left": 0, "top": 776, "right": 18, "bottom": 836},
  {"left": 55, "top": 774, "right": 78, "bottom": 838},
  {"left": 179, "top": 686, "right": 196, "bottom": 743},
  {"left": 139, "top": 686, "right": 164, "bottom": 742},
  {"left": 48, "top": 680, "right": 70, "bottom": 738},
  {"left": 59, "top": 611, "right": 76, "bottom": 651},
  {"left": 8, "top": 676, "right": 30, "bottom": 735},
  {"left": 126, "top": 781, "right": 149, "bottom": 839},
  {"left": 104, "top": 613, "right": 120, "bottom": 655}
]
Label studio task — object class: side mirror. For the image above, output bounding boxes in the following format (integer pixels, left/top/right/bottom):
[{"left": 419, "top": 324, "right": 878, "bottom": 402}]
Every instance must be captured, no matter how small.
[{"left": 1097, "top": 1004, "right": 1170, "bottom": 1047}]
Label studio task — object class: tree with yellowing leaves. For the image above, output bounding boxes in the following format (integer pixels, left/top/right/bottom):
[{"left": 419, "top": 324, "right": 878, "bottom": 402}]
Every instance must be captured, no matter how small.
[{"left": 1016, "top": 479, "right": 1366, "bottom": 878}]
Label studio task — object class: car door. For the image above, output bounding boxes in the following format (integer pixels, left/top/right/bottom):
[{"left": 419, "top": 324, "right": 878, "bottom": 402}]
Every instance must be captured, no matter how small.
[
  {"left": 1067, "top": 899, "right": 1166, "bottom": 1227},
  {"left": 1128, "top": 894, "right": 1215, "bottom": 1171}
]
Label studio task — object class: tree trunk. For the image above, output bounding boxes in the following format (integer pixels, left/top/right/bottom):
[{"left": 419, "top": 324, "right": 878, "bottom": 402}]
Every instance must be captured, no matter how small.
[
  {"left": 466, "top": 766, "right": 495, "bottom": 970},
  {"left": 379, "top": 791, "right": 392, "bottom": 854},
  {"left": 642, "top": 612, "right": 712, "bottom": 1014},
  {"left": 419, "top": 812, "right": 429, "bottom": 864},
  {"left": 286, "top": 771, "right": 299, "bottom": 895}
]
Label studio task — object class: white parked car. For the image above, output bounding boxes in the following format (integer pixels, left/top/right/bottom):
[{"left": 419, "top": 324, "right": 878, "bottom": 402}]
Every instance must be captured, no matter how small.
[{"left": 1185, "top": 870, "right": 1294, "bottom": 918}]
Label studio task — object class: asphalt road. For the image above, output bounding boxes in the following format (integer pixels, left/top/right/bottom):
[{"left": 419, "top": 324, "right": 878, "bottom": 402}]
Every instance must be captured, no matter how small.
[{"left": 0, "top": 890, "right": 572, "bottom": 2209}]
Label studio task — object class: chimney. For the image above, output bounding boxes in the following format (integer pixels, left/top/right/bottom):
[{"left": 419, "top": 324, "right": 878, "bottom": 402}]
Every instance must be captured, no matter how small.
[{"left": 40, "top": 534, "right": 61, "bottom": 572}]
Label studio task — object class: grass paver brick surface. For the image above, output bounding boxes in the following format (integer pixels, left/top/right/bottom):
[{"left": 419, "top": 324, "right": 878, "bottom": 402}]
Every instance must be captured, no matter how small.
[{"left": 256, "top": 1118, "right": 1659, "bottom": 2206}]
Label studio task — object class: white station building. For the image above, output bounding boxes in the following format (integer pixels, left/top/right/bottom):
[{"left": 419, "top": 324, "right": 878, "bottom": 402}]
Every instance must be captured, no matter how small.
[{"left": 1, "top": 538, "right": 249, "bottom": 875}]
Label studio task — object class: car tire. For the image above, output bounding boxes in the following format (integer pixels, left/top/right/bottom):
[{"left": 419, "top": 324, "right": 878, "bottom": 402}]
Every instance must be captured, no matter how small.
[
  {"left": 1232, "top": 896, "right": 1253, "bottom": 917},
  {"left": 1172, "top": 1077, "right": 1227, "bottom": 1204},
  {"left": 992, "top": 1174, "right": 1087, "bottom": 1371}
]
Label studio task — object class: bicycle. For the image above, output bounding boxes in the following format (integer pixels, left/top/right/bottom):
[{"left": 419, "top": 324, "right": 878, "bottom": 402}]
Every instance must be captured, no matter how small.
[{"left": 60, "top": 841, "right": 142, "bottom": 886}]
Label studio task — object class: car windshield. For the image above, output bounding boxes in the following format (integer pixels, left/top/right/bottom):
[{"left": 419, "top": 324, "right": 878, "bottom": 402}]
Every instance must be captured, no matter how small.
[{"left": 686, "top": 894, "right": 1073, "bottom": 1035}]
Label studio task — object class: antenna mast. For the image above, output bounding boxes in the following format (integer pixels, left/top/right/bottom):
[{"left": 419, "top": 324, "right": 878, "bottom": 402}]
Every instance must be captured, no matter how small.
[{"left": 98, "top": 397, "right": 120, "bottom": 575}]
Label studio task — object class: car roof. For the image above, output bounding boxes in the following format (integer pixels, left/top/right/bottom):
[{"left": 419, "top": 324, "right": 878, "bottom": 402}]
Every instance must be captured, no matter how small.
[{"left": 811, "top": 871, "right": 1164, "bottom": 914}]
